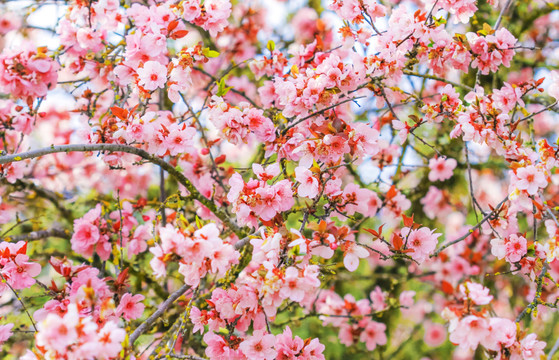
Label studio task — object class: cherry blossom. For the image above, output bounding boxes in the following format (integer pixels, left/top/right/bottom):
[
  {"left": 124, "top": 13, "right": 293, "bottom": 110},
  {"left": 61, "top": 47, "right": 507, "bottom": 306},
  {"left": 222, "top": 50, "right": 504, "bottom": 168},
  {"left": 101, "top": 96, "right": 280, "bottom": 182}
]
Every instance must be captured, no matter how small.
[
  {"left": 428, "top": 157, "right": 457, "bottom": 182},
  {"left": 0, "top": 0, "right": 558, "bottom": 359}
]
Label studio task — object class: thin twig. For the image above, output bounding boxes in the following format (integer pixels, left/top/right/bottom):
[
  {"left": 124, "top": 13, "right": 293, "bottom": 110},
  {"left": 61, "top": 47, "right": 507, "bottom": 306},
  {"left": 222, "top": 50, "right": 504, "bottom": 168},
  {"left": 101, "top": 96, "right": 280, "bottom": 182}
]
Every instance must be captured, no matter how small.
[{"left": 432, "top": 195, "right": 509, "bottom": 257}]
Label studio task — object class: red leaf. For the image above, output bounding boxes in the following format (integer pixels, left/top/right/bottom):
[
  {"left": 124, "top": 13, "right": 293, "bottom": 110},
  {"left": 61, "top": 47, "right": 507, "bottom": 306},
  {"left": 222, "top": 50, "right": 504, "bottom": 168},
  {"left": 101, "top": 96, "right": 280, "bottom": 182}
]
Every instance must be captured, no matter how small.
[
  {"left": 17, "top": 242, "right": 27, "bottom": 255},
  {"left": 364, "top": 228, "right": 378, "bottom": 237},
  {"left": 110, "top": 106, "right": 128, "bottom": 121},
  {"left": 402, "top": 214, "right": 414, "bottom": 227},
  {"left": 386, "top": 185, "right": 397, "bottom": 200},
  {"left": 392, "top": 233, "right": 403, "bottom": 251},
  {"left": 214, "top": 154, "right": 226, "bottom": 164},
  {"left": 170, "top": 30, "right": 189, "bottom": 40},
  {"left": 441, "top": 281, "right": 454, "bottom": 295},
  {"left": 167, "top": 19, "right": 179, "bottom": 33}
]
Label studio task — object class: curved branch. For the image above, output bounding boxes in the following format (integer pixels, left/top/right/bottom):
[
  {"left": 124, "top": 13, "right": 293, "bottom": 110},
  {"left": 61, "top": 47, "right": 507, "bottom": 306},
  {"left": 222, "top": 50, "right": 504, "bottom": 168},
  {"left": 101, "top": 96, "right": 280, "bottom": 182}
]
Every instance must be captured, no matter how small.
[
  {"left": 0, "top": 144, "right": 246, "bottom": 237},
  {"left": 129, "top": 284, "right": 190, "bottom": 345},
  {"left": 3, "top": 228, "right": 71, "bottom": 242}
]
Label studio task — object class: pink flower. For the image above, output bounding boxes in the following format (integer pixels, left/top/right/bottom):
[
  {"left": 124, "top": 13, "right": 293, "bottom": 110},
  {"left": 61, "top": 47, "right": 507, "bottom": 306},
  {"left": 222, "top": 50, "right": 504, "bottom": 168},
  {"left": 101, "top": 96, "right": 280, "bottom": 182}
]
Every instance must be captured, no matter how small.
[
  {"left": 370, "top": 286, "right": 387, "bottom": 311},
  {"left": 0, "top": 323, "right": 13, "bottom": 345},
  {"left": 4, "top": 162, "right": 25, "bottom": 183},
  {"left": 514, "top": 165, "right": 547, "bottom": 195},
  {"left": 440, "top": 0, "right": 477, "bottom": 24},
  {"left": 71, "top": 220, "right": 100, "bottom": 254},
  {"left": 275, "top": 326, "right": 304, "bottom": 359},
  {"left": 424, "top": 322, "right": 447, "bottom": 347},
  {"left": 0, "top": 12, "right": 21, "bottom": 35},
  {"left": 300, "top": 337, "right": 326, "bottom": 360},
  {"left": 163, "top": 123, "right": 196, "bottom": 156},
  {"left": 428, "top": 157, "right": 457, "bottom": 182},
  {"left": 202, "top": 0, "right": 232, "bottom": 37},
  {"left": 0, "top": 49, "right": 59, "bottom": 99},
  {"left": 342, "top": 241, "right": 369, "bottom": 272},
  {"left": 36, "top": 304, "right": 80, "bottom": 353},
  {"left": 137, "top": 61, "right": 167, "bottom": 91},
  {"left": 359, "top": 320, "right": 387, "bottom": 351},
  {"left": 295, "top": 166, "right": 319, "bottom": 199},
  {"left": 116, "top": 293, "right": 145, "bottom": 320},
  {"left": 483, "top": 318, "right": 516, "bottom": 350},
  {"left": 518, "top": 333, "right": 546, "bottom": 360},
  {"left": 459, "top": 281, "right": 493, "bottom": 305},
  {"left": 204, "top": 332, "right": 242, "bottom": 359},
  {"left": 399, "top": 290, "right": 415, "bottom": 307},
  {"left": 280, "top": 267, "right": 306, "bottom": 302},
  {"left": 2, "top": 253, "right": 41, "bottom": 289},
  {"left": 402, "top": 227, "right": 441, "bottom": 263},
  {"left": 504, "top": 234, "right": 527, "bottom": 263},
  {"left": 97, "top": 321, "right": 126, "bottom": 358},
  {"left": 253, "top": 163, "right": 280, "bottom": 182},
  {"left": 239, "top": 330, "right": 277, "bottom": 360},
  {"left": 449, "top": 315, "right": 489, "bottom": 350},
  {"left": 190, "top": 306, "right": 206, "bottom": 334}
]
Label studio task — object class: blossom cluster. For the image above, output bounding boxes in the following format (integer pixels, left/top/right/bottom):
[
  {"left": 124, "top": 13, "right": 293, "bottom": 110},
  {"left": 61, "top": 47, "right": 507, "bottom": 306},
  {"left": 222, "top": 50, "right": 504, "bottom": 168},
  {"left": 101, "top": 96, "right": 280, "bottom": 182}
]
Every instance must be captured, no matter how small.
[{"left": 0, "top": 0, "right": 559, "bottom": 359}]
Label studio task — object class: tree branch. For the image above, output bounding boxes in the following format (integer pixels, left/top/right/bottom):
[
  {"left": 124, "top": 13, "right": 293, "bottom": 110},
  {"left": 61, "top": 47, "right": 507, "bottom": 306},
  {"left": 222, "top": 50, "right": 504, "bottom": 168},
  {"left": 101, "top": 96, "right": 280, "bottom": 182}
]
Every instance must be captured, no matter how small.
[
  {"left": 129, "top": 284, "right": 190, "bottom": 345},
  {"left": 432, "top": 195, "right": 509, "bottom": 257},
  {"left": 403, "top": 70, "right": 474, "bottom": 92},
  {"left": 0, "top": 143, "right": 247, "bottom": 237},
  {"left": 3, "top": 228, "right": 71, "bottom": 242}
]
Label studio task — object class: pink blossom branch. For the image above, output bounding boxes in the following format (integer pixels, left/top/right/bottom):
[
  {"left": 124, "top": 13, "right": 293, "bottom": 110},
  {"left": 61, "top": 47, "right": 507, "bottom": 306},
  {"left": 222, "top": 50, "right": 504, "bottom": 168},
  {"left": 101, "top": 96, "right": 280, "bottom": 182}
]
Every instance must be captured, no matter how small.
[{"left": 0, "top": 143, "right": 247, "bottom": 237}]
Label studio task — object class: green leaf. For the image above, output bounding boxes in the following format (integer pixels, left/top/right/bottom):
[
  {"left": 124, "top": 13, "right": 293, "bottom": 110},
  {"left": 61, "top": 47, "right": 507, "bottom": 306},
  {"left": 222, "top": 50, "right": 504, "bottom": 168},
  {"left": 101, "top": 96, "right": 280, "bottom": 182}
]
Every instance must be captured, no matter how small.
[{"left": 216, "top": 77, "right": 232, "bottom": 97}]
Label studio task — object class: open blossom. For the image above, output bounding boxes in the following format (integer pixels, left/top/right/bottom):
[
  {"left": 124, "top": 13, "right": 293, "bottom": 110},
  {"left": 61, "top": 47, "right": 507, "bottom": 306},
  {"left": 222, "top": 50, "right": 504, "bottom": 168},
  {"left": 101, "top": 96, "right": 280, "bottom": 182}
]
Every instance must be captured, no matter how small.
[
  {"left": 116, "top": 293, "right": 145, "bottom": 320},
  {"left": 137, "top": 60, "right": 167, "bottom": 91},
  {"left": 239, "top": 331, "right": 277, "bottom": 360},
  {"left": 401, "top": 227, "right": 441, "bottom": 263},
  {"left": 459, "top": 281, "right": 493, "bottom": 305},
  {"left": 35, "top": 302, "right": 125, "bottom": 358},
  {"left": 491, "top": 234, "right": 527, "bottom": 263},
  {"left": 516, "top": 333, "right": 546, "bottom": 360},
  {"left": 439, "top": 0, "right": 477, "bottom": 24},
  {"left": 449, "top": 315, "right": 489, "bottom": 350},
  {"left": 200, "top": 0, "right": 232, "bottom": 37},
  {"left": 424, "top": 322, "right": 447, "bottom": 347},
  {"left": 97, "top": 321, "right": 127, "bottom": 358},
  {"left": 506, "top": 234, "right": 527, "bottom": 263},
  {"left": 151, "top": 223, "right": 239, "bottom": 287},
  {"left": 295, "top": 166, "right": 319, "bottom": 198},
  {"left": 0, "top": 241, "right": 41, "bottom": 290},
  {"left": 0, "top": 323, "right": 13, "bottom": 345},
  {"left": 2, "top": 1, "right": 559, "bottom": 359},
  {"left": 342, "top": 241, "right": 369, "bottom": 272},
  {"left": 0, "top": 12, "right": 21, "bottom": 35},
  {"left": 360, "top": 320, "right": 387, "bottom": 351},
  {"left": 467, "top": 28, "right": 516, "bottom": 74},
  {"left": 514, "top": 165, "right": 547, "bottom": 195},
  {"left": 71, "top": 204, "right": 111, "bottom": 261},
  {"left": 0, "top": 49, "right": 59, "bottom": 99},
  {"left": 428, "top": 157, "right": 457, "bottom": 182}
]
